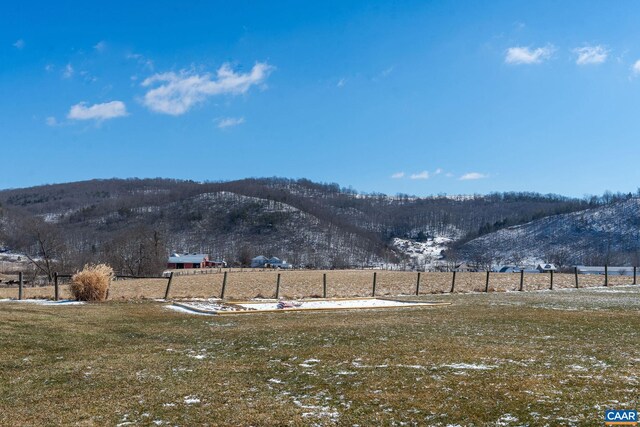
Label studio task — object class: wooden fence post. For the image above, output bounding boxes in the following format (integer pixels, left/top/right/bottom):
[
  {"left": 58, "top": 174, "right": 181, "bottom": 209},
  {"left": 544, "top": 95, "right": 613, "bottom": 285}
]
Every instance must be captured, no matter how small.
[
  {"left": 164, "top": 272, "right": 174, "bottom": 300},
  {"left": 275, "top": 273, "right": 281, "bottom": 299},
  {"left": 323, "top": 273, "right": 327, "bottom": 298},
  {"left": 18, "top": 271, "right": 23, "bottom": 300},
  {"left": 450, "top": 271, "right": 456, "bottom": 293},
  {"left": 485, "top": 271, "right": 490, "bottom": 293},
  {"left": 519, "top": 269, "right": 524, "bottom": 291},
  {"left": 372, "top": 272, "right": 377, "bottom": 297},
  {"left": 549, "top": 270, "right": 554, "bottom": 291},
  {"left": 220, "top": 271, "right": 227, "bottom": 299},
  {"left": 604, "top": 265, "right": 608, "bottom": 287},
  {"left": 634, "top": 266, "right": 637, "bottom": 285},
  {"left": 54, "top": 271, "right": 59, "bottom": 301},
  {"left": 574, "top": 266, "right": 579, "bottom": 288},
  {"left": 415, "top": 272, "right": 421, "bottom": 296}
]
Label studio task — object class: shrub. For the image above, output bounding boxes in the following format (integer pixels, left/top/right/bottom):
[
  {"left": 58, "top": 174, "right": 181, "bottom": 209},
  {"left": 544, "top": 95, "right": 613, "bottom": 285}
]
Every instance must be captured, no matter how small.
[{"left": 70, "top": 264, "right": 114, "bottom": 301}]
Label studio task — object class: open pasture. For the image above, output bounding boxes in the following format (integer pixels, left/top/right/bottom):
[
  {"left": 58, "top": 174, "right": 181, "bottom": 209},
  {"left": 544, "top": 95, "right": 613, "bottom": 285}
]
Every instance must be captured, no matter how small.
[{"left": 1, "top": 286, "right": 639, "bottom": 426}]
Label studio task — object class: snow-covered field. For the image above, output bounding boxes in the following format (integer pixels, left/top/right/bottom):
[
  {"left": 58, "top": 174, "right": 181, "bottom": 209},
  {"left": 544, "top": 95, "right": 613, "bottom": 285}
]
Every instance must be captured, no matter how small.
[{"left": 171, "top": 298, "right": 441, "bottom": 314}]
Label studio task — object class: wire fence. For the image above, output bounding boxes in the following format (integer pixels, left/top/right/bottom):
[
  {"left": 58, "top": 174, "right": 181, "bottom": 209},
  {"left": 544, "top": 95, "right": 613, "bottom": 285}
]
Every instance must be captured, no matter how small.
[{"left": 0, "top": 266, "right": 637, "bottom": 301}]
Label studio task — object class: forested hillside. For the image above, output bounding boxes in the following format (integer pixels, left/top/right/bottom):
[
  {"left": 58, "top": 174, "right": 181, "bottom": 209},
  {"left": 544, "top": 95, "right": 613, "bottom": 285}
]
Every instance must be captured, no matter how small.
[
  {"left": 0, "top": 177, "right": 625, "bottom": 276},
  {"left": 457, "top": 196, "right": 640, "bottom": 268}
]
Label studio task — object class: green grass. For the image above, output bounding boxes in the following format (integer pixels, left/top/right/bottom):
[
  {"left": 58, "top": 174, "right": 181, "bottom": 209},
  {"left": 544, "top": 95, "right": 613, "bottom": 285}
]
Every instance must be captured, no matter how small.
[{"left": 1, "top": 288, "right": 639, "bottom": 426}]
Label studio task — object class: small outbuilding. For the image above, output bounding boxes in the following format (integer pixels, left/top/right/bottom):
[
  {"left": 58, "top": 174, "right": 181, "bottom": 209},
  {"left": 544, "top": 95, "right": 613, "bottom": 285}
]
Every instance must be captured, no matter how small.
[
  {"left": 536, "top": 263, "right": 557, "bottom": 273},
  {"left": 496, "top": 265, "right": 520, "bottom": 273}
]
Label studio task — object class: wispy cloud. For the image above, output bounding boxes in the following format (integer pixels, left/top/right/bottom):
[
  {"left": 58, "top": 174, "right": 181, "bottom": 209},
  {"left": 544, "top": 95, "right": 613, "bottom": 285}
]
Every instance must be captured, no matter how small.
[
  {"left": 373, "top": 66, "right": 395, "bottom": 82},
  {"left": 574, "top": 45, "right": 608, "bottom": 65},
  {"left": 337, "top": 78, "right": 346, "bottom": 88},
  {"left": 459, "top": 172, "right": 488, "bottom": 181},
  {"left": 13, "top": 39, "right": 25, "bottom": 49},
  {"left": 505, "top": 45, "right": 553, "bottom": 64},
  {"left": 141, "top": 62, "right": 274, "bottom": 115},
  {"left": 67, "top": 101, "right": 127, "bottom": 121},
  {"left": 433, "top": 168, "right": 443, "bottom": 175},
  {"left": 126, "top": 52, "right": 154, "bottom": 70},
  {"left": 410, "top": 171, "right": 430, "bottom": 180},
  {"left": 217, "top": 116, "right": 245, "bottom": 129},
  {"left": 391, "top": 172, "right": 405, "bottom": 179},
  {"left": 94, "top": 41, "right": 107, "bottom": 52},
  {"left": 45, "top": 117, "right": 58, "bottom": 126},
  {"left": 380, "top": 66, "right": 394, "bottom": 77},
  {"left": 632, "top": 60, "right": 640, "bottom": 75},
  {"left": 63, "top": 63, "right": 74, "bottom": 79}
]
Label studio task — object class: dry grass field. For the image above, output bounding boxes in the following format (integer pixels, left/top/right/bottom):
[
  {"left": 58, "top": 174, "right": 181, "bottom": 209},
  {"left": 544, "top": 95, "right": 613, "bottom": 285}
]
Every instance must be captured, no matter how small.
[
  {"left": 1, "top": 286, "right": 639, "bottom": 426},
  {"left": 0, "top": 269, "right": 630, "bottom": 301}
]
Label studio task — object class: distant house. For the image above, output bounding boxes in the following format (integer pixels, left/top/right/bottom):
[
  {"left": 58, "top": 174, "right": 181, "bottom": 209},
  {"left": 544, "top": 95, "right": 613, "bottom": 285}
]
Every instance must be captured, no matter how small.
[
  {"left": 454, "top": 262, "right": 478, "bottom": 272},
  {"left": 493, "top": 265, "right": 540, "bottom": 273},
  {"left": 496, "top": 265, "right": 520, "bottom": 273},
  {"left": 167, "top": 253, "right": 209, "bottom": 269},
  {"left": 207, "top": 259, "right": 227, "bottom": 268},
  {"left": 251, "top": 255, "right": 269, "bottom": 268},
  {"left": 251, "top": 255, "right": 293, "bottom": 269},
  {"left": 536, "top": 263, "right": 557, "bottom": 273}
]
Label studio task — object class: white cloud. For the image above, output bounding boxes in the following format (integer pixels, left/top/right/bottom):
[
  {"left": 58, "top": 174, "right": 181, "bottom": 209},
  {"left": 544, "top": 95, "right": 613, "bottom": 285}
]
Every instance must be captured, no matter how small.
[
  {"left": 45, "top": 117, "right": 58, "bottom": 126},
  {"left": 505, "top": 46, "right": 553, "bottom": 64},
  {"left": 391, "top": 172, "right": 405, "bottom": 179},
  {"left": 63, "top": 63, "right": 74, "bottom": 79},
  {"left": 94, "top": 41, "right": 107, "bottom": 52},
  {"left": 337, "top": 78, "right": 346, "bottom": 88},
  {"left": 433, "top": 168, "right": 443, "bottom": 175},
  {"left": 13, "top": 39, "right": 25, "bottom": 49},
  {"left": 574, "top": 45, "right": 608, "bottom": 65},
  {"left": 410, "top": 171, "right": 429, "bottom": 180},
  {"left": 67, "top": 101, "right": 127, "bottom": 121},
  {"left": 632, "top": 60, "right": 640, "bottom": 75},
  {"left": 459, "top": 172, "right": 488, "bottom": 181},
  {"left": 217, "top": 116, "right": 245, "bottom": 129},
  {"left": 141, "top": 62, "right": 274, "bottom": 115}
]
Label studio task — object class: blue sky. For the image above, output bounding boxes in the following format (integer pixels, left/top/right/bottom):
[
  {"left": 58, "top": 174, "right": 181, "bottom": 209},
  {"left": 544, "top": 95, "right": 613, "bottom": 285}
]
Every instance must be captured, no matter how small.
[{"left": 2, "top": 1, "right": 640, "bottom": 196}]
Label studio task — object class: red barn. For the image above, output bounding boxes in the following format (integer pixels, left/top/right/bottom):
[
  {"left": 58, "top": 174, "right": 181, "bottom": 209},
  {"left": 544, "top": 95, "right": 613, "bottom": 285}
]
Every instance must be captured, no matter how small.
[{"left": 167, "top": 253, "right": 209, "bottom": 269}]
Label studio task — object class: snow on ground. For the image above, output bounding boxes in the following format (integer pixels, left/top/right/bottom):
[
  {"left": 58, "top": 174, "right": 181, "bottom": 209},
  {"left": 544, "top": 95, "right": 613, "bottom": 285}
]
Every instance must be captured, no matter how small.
[
  {"left": 0, "top": 299, "right": 84, "bottom": 305},
  {"left": 183, "top": 396, "right": 200, "bottom": 405},
  {"left": 441, "top": 363, "right": 497, "bottom": 370},
  {"left": 172, "top": 298, "right": 437, "bottom": 314},
  {"left": 238, "top": 299, "right": 433, "bottom": 311},
  {"left": 165, "top": 305, "right": 215, "bottom": 316}
]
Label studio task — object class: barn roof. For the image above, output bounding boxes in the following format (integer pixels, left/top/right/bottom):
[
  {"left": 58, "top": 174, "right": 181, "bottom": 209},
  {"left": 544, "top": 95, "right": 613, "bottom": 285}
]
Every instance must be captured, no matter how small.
[{"left": 168, "top": 253, "right": 208, "bottom": 264}]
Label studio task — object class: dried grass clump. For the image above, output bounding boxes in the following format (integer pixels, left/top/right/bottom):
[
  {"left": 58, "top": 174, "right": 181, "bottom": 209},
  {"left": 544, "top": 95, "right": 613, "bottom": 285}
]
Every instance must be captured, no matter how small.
[{"left": 70, "top": 264, "right": 114, "bottom": 301}]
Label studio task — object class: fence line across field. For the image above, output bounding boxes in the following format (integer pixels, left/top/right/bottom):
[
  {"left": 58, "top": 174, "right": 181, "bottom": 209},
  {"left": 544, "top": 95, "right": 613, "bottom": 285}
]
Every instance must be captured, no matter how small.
[{"left": 1, "top": 266, "right": 638, "bottom": 301}]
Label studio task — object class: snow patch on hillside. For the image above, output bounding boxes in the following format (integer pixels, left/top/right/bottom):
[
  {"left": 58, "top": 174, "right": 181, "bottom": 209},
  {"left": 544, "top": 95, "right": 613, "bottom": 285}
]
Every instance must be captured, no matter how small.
[{"left": 393, "top": 236, "right": 451, "bottom": 269}]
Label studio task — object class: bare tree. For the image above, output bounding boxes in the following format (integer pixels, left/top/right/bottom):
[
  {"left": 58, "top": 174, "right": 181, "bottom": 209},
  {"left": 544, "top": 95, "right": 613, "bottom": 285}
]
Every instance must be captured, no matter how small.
[
  {"left": 4, "top": 217, "right": 67, "bottom": 282},
  {"left": 545, "top": 248, "right": 571, "bottom": 269},
  {"left": 103, "top": 226, "right": 166, "bottom": 276}
]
